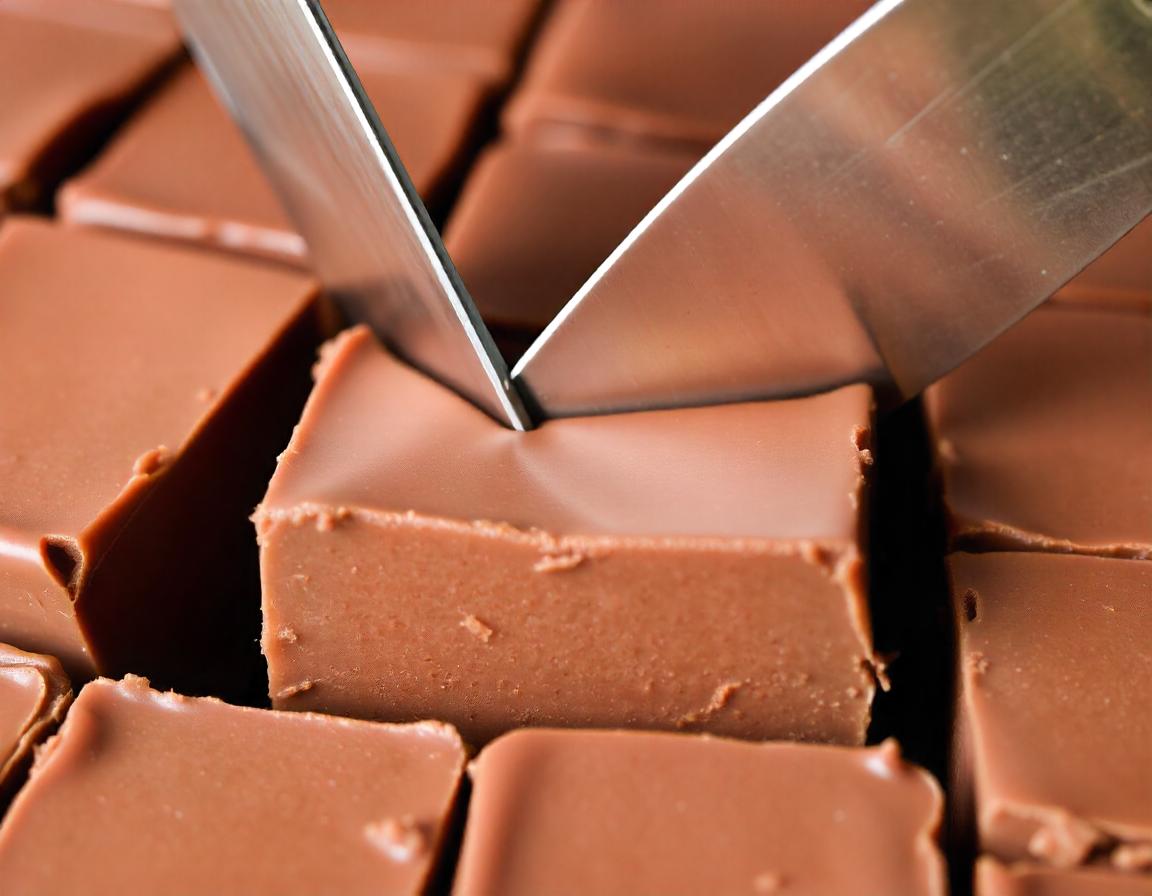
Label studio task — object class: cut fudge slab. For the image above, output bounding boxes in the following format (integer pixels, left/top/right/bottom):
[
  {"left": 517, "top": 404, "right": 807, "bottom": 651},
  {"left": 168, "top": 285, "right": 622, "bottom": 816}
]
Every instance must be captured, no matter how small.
[
  {"left": 454, "top": 729, "right": 945, "bottom": 896},
  {"left": 0, "top": 676, "right": 465, "bottom": 896},
  {"left": 505, "top": 0, "right": 872, "bottom": 146},
  {"left": 60, "top": 62, "right": 488, "bottom": 262},
  {"left": 444, "top": 139, "right": 694, "bottom": 331},
  {"left": 978, "top": 859, "right": 1152, "bottom": 895},
  {"left": 0, "top": 0, "right": 179, "bottom": 214},
  {"left": 951, "top": 553, "right": 1152, "bottom": 871},
  {"left": 925, "top": 308, "right": 1152, "bottom": 558},
  {"left": 0, "top": 219, "right": 325, "bottom": 691},
  {"left": 256, "top": 326, "right": 878, "bottom": 746},
  {"left": 1050, "top": 217, "right": 1151, "bottom": 312},
  {"left": 0, "top": 644, "right": 70, "bottom": 801},
  {"left": 323, "top": 0, "right": 541, "bottom": 83}
]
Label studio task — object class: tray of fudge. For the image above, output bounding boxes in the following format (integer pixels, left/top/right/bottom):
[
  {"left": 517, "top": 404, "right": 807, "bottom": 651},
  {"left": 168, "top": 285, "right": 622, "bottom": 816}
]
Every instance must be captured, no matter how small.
[{"left": 0, "top": 1, "right": 1149, "bottom": 894}]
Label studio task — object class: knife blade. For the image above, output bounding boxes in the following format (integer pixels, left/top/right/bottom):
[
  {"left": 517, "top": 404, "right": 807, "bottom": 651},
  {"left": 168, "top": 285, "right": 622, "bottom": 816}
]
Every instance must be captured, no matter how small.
[{"left": 513, "top": 0, "right": 1152, "bottom": 418}]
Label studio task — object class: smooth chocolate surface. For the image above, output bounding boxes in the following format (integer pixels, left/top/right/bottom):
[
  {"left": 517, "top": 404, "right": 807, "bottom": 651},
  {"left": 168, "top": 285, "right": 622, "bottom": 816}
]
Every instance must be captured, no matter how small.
[
  {"left": 951, "top": 553, "right": 1152, "bottom": 871},
  {"left": 0, "top": 644, "right": 70, "bottom": 800},
  {"left": 0, "top": 0, "right": 179, "bottom": 214},
  {"left": 505, "top": 0, "right": 872, "bottom": 146},
  {"left": 61, "top": 62, "right": 488, "bottom": 262},
  {"left": 926, "top": 308, "right": 1152, "bottom": 558},
  {"left": 454, "top": 729, "right": 945, "bottom": 896},
  {"left": 256, "top": 327, "right": 877, "bottom": 745},
  {"left": 444, "top": 139, "right": 694, "bottom": 330},
  {"left": 0, "top": 219, "right": 324, "bottom": 689},
  {"left": 978, "top": 859, "right": 1152, "bottom": 895},
  {"left": 1050, "top": 217, "right": 1151, "bottom": 311},
  {"left": 0, "top": 676, "right": 465, "bottom": 895}
]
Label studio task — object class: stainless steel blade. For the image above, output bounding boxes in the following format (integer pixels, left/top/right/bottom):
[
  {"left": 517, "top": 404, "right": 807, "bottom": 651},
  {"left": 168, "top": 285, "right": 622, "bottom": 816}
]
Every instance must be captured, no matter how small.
[
  {"left": 513, "top": 0, "right": 1152, "bottom": 418},
  {"left": 172, "top": 0, "right": 530, "bottom": 430}
]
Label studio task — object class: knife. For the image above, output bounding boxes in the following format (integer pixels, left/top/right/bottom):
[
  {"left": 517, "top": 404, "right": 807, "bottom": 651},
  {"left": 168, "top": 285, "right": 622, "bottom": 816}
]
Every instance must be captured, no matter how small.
[{"left": 174, "top": 0, "right": 1151, "bottom": 426}]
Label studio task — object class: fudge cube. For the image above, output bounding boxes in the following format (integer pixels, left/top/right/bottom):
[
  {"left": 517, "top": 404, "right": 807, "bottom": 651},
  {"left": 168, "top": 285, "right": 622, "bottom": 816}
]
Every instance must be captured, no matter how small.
[
  {"left": 60, "top": 62, "right": 488, "bottom": 262},
  {"left": 977, "top": 859, "right": 1152, "bottom": 895},
  {"left": 505, "top": 0, "right": 873, "bottom": 146},
  {"left": 444, "top": 139, "right": 695, "bottom": 331},
  {"left": 454, "top": 729, "right": 945, "bottom": 895},
  {"left": 0, "top": 0, "right": 180, "bottom": 214},
  {"left": 926, "top": 308, "right": 1152, "bottom": 558},
  {"left": 256, "top": 326, "right": 878, "bottom": 745},
  {"left": 0, "top": 644, "right": 71, "bottom": 801},
  {"left": 951, "top": 553, "right": 1152, "bottom": 871},
  {"left": 0, "top": 219, "right": 325, "bottom": 691},
  {"left": 0, "top": 676, "right": 465, "bottom": 895}
]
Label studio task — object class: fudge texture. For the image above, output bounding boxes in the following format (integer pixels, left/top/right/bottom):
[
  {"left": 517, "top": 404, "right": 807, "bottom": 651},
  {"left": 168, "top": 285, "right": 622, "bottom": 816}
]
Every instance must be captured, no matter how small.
[
  {"left": 926, "top": 308, "right": 1152, "bottom": 558},
  {"left": 257, "top": 327, "right": 878, "bottom": 745},
  {"left": 951, "top": 553, "right": 1152, "bottom": 871},
  {"left": 0, "top": 676, "right": 465, "bottom": 896},
  {"left": 0, "top": 0, "right": 179, "bottom": 214},
  {"left": 61, "top": 63, "right": 488, "bottom": 262},
  {"left": 0, "top": 219, "right": 325, "bottom": 690},
  {"left": 0, "top": 644, "right": 71, "bottom": 801},
  {"left": 1049, "top": 217, "right": 1151, "bottom": 311},
  {"left": 444, "top": 139, "right": 694, "bottom": 330},
  {"left": 454, "top": 729, "right": 945, "bottom": 896},
  {"left": 506, "top": 0, "right": 872, "bottom": 146},
  {"left": 978, "top": 859, "right": 1152, "bottom": 895}
]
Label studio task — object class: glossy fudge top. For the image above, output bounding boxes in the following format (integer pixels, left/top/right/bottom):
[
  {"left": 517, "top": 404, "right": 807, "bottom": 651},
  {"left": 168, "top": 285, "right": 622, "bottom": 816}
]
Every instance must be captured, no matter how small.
[
  {"left": 951, "top": 553, "right": 1152, "bottom": 869},
  {"left": 0, "top": 0, "right": 179, "bottom": 208},
  {"left": 445, "top": 140, "right": 695, "bottom": 330},
  {"left": 0, "top": 676, "right": 465, "bottom": 895},
  {"left": 926, "top": 308, "right": 1152, "bottom": 558},
  {"left": 0, "top": 644, "right": 70, "bottom": 789},
  {"left": 977, "top": 859, "right": 1152, "bottom": 896},
  {"left": 506, "top": 0, "right": 872, "bottom": 145},
  {"left": 323, "top": 0, "right": 540, "bottom": 82},
  {"left": 61, "top": 63, "right": 487, "bottom": 261},
  {"left": 261, "top": 327, "right": 873, "bottom": 543},
  {"left": 0, "top": 219, "right": 318, "bottom": 555},
  {"left": 454, "top": 729, "right": 944, "bottom": 896}
]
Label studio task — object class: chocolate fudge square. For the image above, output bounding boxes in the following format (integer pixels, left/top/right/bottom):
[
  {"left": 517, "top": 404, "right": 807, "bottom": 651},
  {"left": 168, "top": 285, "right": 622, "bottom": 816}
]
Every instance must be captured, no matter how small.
[
  {"left": 454, "top": 729, "right": 945, "bottom": 896},
  {"left": 0, "top": 676, "right": 465, "bottom": 895},
  {"left": 0, "top": 0, "right": 180, "bottom": 215},
  {"left": 951, "top": 553, "right": 1152, "bottom": 871},
  {"left": 978, "top": 859, "right": 1152, "bottom": 895},
  {"left": 0, "top": 219, "right": 326, "bottom": 690},
  {"left": 256, "top": 326, "right": 879, "bottom": 745},
  {"left": 0, "top": 644, "right": 70, "bottom": 802},
  {"left": 926, "top": 308, "right": 1152, "bottom": 558}
]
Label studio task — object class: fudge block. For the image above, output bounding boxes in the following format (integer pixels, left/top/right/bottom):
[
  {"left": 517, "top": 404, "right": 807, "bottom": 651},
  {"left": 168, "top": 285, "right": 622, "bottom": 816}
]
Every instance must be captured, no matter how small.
[
  {"left": 1049, "top": 217, "right": 1151, "bottom": 312},
  {"left": 925, "top": 308, "right": 1152, "bottom": 558},
  {"left": 0, "top": 676, "right": 465, "bottom": 895},
  {"left": 60, "top": 62, "right": 488, "bottom": 262},
  {"left": 978, "top": 859, "right": 1152, "bottom": 895},
  {"left": 0, "top": 644, "right": 70, "bottom": 802},
  {"left": 444, "top": 139, "right": 695, "bottom": 331},
  {"left": 256, "top": 326, "right": 878, "bottom": 745},
  {"left": 951, "top": 553, "right": 1152, "bottom": 871},
  {"left": 505, "top": 0, "right": 872, "bottom": 146},
  {"left": 0, "top": 0, "right": 180, "bottom": 214},
  {"left": 453, "top": 729, "right": 945, "bottom": 896},
  {"left": 0, "top": 219, "right": 326, "bottom": 691}
]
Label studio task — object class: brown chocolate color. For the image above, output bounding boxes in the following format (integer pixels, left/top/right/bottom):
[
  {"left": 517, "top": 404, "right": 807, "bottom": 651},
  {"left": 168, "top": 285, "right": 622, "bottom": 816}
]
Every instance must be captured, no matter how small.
[
  {"left": 444, "top": 139, "right": 695, "bottom": 330},
  {"left": 950, "top": 553, "right": 1152, "bottom": 871},
  {"left": 454, "top": 729, "right": 945, "bottom": 896},
  {"left": 0, "top": 219, "right": 326, "bottom": 691},
  {"left": 60, "top": 62, "right": 488, "bottom": 262},
  {"left": 925, "top": 308, "right": 1152, "bottom": 558},
  {"left": 978, "top": 859, "right": 1152, "bottom": 895},
  {"left": 1050, "top": 217, "right": 1151, "bottom": 312},
  {"left": 0, "top": 644, "right": 70, "bottom": 802},
  {"left": 256, "top": 327, "right": 877, "bottom": 745},
  {"left": 323, "top": 0, "right": 541, "bottom": 83},
  {"left": 0, "top": 0, "right": 180, "bottom": 214},
  {"left": 0, "top": 676, "right": 465, "bottom": 895},
  {"left": 505, "top": 0, "right": 873, "bottom": 146}
]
